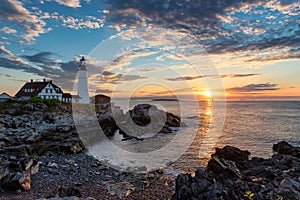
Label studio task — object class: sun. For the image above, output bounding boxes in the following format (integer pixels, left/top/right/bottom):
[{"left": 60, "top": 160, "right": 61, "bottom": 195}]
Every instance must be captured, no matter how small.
[
  {"left": 195, "top": 89, "right": 213, "bottom": 100},
  {"left": 203, "top": 90, "right": 212, "bottom": 98}
]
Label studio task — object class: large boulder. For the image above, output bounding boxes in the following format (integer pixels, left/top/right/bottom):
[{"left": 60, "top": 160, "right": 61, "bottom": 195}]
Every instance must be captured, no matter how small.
[
  {"left": 273, "top": 141, "right": 300, "bottom": 157},
  {"left": 98, "top": 117, "right": 119, "bottom": 137},
  {"left": 129, "top": 104, "right": 154, "bottom": 126},
  {"left": 211, "top": 146, "right": 250, "bottom": 170},
  {"left": 128, "top": 104, "right": 181, "bottom": 132}
]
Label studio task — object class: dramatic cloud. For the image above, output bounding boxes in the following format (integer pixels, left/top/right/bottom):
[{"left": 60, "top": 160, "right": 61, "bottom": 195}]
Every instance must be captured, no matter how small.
[
  {"left": 21, "top": 52, "right": 60, "bottom": 66},
  {"left": 101, "top": 71, "right": 147, "bottom": 84},
  {"left": 227, "top": 83, "right": 279, "bottom": 93},
  {"left": 167, "top": 73, "right": 261, "bottom": 81},
  {"left": 105, "top": 0, "right": 300, "bottom": 63},
  {"left": 0, "top": 0, "right": 49, "bottom": 43},
  {"left": 0, "top": 45, "right": 27, "bottom": 64}
]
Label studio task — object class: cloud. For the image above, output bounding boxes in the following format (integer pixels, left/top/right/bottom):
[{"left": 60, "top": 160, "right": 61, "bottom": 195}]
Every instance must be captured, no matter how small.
[
  {"left": 101, "top": 71, "right": 147, "bottom": 84},
  {"left": 105, "top": 0, "right": 300, "bottom": 64},
  {"left": 0, "top": 49, "right": 106, "bottom": 92},
  {"left": 21, "top": 52, "right": 60, "bottom": 65},
  {"left": 0, "top": 45, "right": 27, "bottom": 64},
  {"left": 0, "top": 0, "right": 49, "bottom": 43},
  {"left": 54, "top": 0, "right": 81, "bottom": 7},
  {"left": 220, "top": 73, "right": 261, "bottom": 78},
  {"left": 167, "top": 73, "right": 261, "bottom": 81},
  {"left": 59, "top": 15, "right": 105, "bottom": 29},
  {"left": 0, "top": 27, "right": 17, "bottom": 34},
  {"left": 167, "top": 75, "right": 204, "bottom": 81},
  {"left": 138, "top": 67, "right": 164, "bottom": 72},
  {"left": 227, "top": 83, "right": 279, "bottom": 93}
]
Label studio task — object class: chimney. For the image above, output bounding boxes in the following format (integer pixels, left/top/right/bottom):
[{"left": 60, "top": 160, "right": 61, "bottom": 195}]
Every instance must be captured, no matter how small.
[
  {"left": 50, "top": 80, "right": 52, "bottom": 84},
  {"left": 43, "top": 78, "right": 46, "bottom": 82},
  {"left": 31, "top": 79, "right": 33, "bottom": 83}
]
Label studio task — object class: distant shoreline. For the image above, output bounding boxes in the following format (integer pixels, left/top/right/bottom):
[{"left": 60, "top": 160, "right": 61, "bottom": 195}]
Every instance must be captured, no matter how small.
[{"left": 152, "top": 98, "right": 178, "bottom": 102}]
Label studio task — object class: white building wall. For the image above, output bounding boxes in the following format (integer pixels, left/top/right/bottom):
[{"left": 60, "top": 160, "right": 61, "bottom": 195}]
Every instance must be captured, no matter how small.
[
  {"left": 77, "top": 69, "right": 90, "bottom": 104},
  {"left": 37, "top": 83, "right": 62, "bottom": 100}
]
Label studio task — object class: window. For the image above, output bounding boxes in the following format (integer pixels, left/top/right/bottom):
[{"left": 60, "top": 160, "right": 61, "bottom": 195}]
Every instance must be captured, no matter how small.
[
  {"left": 45, "top": 89, "right": 48, "bottom": 93},
  {"left": 50, "top": 89, "right": 52, "bottom": 94}
]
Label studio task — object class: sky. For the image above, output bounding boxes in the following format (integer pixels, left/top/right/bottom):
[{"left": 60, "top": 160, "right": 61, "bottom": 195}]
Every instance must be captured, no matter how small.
[{"left": 0, "top": 0, "right": 299, "bottom": 100}]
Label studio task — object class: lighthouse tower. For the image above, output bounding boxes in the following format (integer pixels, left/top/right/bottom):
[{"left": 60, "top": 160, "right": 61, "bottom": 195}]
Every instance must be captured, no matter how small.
[{"left": 77, "top": 56, "right": 90, "bottom": 104}]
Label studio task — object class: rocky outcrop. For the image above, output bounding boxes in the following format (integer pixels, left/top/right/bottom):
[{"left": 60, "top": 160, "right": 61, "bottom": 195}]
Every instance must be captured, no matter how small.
[
  {"left": 126, "top": 104, "right": 181, "bottom": 135},
  {"left": 98, "top": 117, "right": 119, "bottom": 137},
  {"left": 208, "top": 145, "right": 250, "bottom": 171},
  {"left": 0, "top": 104, "right": 85, "bottom": 192},
  {"left": 173, "top": 141, "right": 300, "bottom": 200},
  {"left": 273, "top": 141, "right": 300, "bottom": 157}
]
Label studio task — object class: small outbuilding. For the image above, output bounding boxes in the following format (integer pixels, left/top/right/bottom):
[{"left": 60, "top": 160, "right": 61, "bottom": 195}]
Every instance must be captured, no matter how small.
[{"left": 0, "top": 92, "right": 12, "bottom": 102}]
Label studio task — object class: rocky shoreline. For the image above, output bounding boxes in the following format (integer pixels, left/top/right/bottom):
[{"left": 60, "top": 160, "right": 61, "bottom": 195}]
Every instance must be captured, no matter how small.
[
  {"left": 0, "top": 101, "right": 178, "bottom": 199},
  {"left": 0, "top": 101, "right": 299, "bottom": 199},
  {"left": 173, "top": 141, "right": 300, "bottom": 200}
]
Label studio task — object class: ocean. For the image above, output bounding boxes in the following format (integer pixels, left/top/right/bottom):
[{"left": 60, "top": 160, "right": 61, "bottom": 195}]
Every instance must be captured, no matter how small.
[{"left": 93, "top": 100, "right": 300, "bottom": 173}]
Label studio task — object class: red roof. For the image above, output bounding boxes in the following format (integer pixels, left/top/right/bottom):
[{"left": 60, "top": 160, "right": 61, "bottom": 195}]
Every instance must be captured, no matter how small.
[
  {"left": 15, "top": 81, "right": 63, "bottom": 97},
  {"left": 62, "top": 93, "right": 81, "bottom": 99},
  {"left": 91, "top": 94, "right": 110, "bottom": 104},
  {"left": 62, "top": 93, "right": 72, "bottom": 98}
]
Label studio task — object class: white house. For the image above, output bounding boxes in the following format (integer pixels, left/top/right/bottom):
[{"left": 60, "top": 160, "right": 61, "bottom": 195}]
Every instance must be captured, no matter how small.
[
  {"left": 0, "top": 92, "right": 12, "bottom": 102},
  {"left": 15, "top": 79, "right": 79, "bottom": 102}
]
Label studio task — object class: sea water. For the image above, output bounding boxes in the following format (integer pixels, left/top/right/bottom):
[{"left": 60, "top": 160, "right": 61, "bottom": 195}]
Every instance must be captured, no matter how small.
[{"left": 99, "top": 100, "right": 300, "bottom": 173}]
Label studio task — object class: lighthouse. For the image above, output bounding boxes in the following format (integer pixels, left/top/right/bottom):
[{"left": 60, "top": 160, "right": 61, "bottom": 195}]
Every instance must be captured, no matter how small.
[{"left": 77, "top": 56, "right": 90, "bottom": 104}]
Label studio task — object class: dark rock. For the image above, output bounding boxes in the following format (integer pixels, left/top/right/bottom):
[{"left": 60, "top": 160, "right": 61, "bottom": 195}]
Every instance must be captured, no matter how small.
[
  {"left": 129, "top": 104, "right": 153, "bottom": 126},
  {"left": 207, "top": 156, "right": 243, "bottom": 179},
  {"left": 98, "top": 117, "right": 118, "bottom": 137},
  {"left": 174, "top": 173, "right": 192, "bottom": 200},
  {"left": 67, "top": 187, "right": 82, "bottom": 198},
  {"left": 3, "top": 145, "right": 30, "bottom": 157},
  {"left": 119, "top": 130, "right": 144, "bottom": 141},
  {"left": 53, "top": 185, "right": 82, "bottom": 198},
  {"left": 128, "top": 104, "right": 181, "bottom": 131},
  {"left": 2, "top": 172, "right": 31, "bottom": 191},
  {"left": 212, "top": 146, "right": 250, "bottom": 170},
  {"left": 165, "top": 112, "right": 181, "bottom": 127},
  {"left": 278, "top": 178, "right": 300, "bottom": 199},
  {"left": 159, "top": 126, "right": 172, "bottom": 134},
  {"left": 173, "top": 141, "right": 300, "bottom": 200},
  {"left": 273, "top": 141, "right": 300, "bottom": 157}
]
